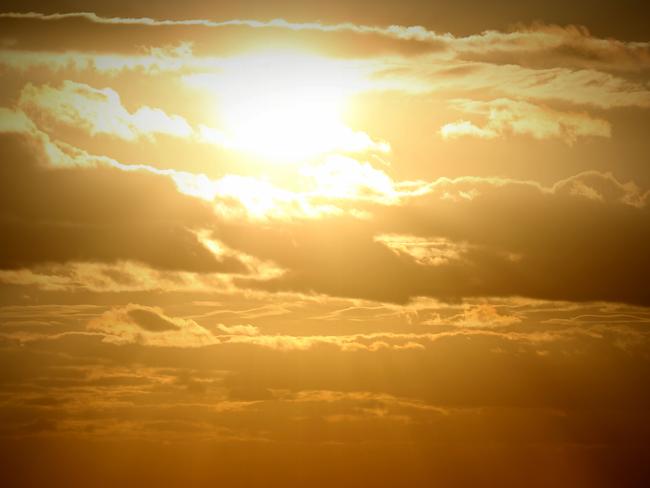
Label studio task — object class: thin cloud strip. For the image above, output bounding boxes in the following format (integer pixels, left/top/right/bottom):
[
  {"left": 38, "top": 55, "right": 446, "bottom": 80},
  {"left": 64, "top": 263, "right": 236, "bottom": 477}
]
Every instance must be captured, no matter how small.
[
  {"left": 440, "top": 98, "right": 611, "bottom": 144},
  {"left": 3, "top": 12, "right": 649, "bottom": 69}
]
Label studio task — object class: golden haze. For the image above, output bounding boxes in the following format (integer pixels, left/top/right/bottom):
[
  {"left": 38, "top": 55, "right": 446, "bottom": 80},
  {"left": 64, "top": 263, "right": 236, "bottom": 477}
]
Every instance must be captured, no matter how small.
[{"left": 0, "top": 3, "right": 650, "bottom": 487}]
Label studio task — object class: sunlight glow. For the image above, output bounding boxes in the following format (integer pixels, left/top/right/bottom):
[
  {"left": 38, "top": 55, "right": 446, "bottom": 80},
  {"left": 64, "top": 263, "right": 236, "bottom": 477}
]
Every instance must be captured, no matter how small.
[{"left": 205, "top": 50, "right": 383, "bottom": 161}]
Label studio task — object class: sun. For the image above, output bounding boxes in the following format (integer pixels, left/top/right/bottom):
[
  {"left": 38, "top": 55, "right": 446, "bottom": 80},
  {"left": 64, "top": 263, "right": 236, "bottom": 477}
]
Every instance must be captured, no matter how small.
[{"left": 210, "top": 50, "right": 372, "bottom": 162}]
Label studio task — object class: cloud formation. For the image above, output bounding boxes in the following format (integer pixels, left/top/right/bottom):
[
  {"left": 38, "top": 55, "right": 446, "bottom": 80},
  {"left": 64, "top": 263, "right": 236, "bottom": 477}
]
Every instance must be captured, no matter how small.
[
  {"left": 222, "top": 172, "right": 650, "bottom": 305},
  {"left": 88, "top": 304, "right": 219, "bottom": 347},
  {"left": 440, "top": 98, "right": 611, "bottom": 143},
  {"left": 1, "top": 8, "right": 649, "bottom": 487},
  {"left": 19, "top": 81, "right": 194, "bottom": 140},
  {"left": 0, "top": 129, "right": 245, "bottom": 273}
]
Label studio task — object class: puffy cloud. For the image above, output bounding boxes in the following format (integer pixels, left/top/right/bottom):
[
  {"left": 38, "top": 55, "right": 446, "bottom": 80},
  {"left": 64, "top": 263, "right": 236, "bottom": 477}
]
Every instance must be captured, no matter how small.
[
  {"left": 217, "top": 324, "right": 260, "bottom": 335},
  {"left": 19, "top": 81, "right": 194, "bottom": 140},
  {"left": 440, "top": 120, "right": 499, "bottom": 140},
  {"left": 188, "top": 156, "right": 404, "bottom": 222}
]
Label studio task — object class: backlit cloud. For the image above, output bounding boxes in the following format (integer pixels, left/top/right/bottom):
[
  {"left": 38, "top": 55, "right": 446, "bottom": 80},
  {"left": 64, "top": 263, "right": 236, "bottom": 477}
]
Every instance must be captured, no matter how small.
[
  {"left": 88, "top": 304, "right": 219, "bottom": 347},
  {"left": 1, "top": 6, "right": 649, "bottom": 487},
  {"left": 440, "top": 98, "right": 611, "bottom": 143}
]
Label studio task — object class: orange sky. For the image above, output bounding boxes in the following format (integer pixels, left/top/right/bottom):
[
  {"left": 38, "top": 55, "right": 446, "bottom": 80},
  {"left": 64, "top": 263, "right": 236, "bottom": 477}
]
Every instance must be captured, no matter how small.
[{"left": 1, "top": 3, "right": 649, "bottom": 487}]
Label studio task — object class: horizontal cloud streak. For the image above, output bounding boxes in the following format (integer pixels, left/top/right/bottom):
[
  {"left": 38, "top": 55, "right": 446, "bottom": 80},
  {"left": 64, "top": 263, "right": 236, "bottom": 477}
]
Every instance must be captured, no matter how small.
[{"left": 440, "top": 98, "right": 611, "bottom": 143}]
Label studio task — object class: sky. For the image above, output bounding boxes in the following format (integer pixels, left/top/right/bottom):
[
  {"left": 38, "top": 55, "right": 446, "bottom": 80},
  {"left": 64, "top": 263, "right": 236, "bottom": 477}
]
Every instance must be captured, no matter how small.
[{"left": 0, "top": 2, "right": 649, "bottom": 487}]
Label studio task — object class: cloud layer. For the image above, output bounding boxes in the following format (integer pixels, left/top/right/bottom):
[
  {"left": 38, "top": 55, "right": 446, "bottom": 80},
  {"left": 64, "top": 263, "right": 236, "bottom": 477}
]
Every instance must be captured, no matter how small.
[{"left": 1, "top": 8, "right": 649, "bottom": 488}]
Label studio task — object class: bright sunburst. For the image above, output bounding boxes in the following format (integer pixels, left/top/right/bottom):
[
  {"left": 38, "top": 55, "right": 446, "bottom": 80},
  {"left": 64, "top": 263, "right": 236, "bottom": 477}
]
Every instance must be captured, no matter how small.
[{"left": 207, "top": 50, "right": 380, "bottom": 162}]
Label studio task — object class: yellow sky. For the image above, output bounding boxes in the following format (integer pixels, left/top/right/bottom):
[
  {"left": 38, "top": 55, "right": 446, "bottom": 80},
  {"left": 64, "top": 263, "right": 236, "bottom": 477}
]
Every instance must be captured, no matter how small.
[{"left": 0, "top": 5, "right": 649, "bottom": 488}]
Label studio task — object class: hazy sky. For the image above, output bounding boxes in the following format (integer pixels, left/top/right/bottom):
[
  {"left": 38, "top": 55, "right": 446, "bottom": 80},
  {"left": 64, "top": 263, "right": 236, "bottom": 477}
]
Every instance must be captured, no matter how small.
[{"left": 1, "top": 3, "right": 649, "bottom": 487}]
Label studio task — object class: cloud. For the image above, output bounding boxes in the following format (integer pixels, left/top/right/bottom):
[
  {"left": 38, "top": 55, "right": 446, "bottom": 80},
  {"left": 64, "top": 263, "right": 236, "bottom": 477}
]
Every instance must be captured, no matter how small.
[
  {"left": 382, "top": 61, "right": 650, "bottom": 109},
  {"left": 224, "top": 171, "right": 650, "bottom": 305},
  {"left": 440, "top": 98, "right": 611, "bottom": 144},
  {"left": 126, "top": 308, "right": 181, "bottom": 332},
  {"left": 19, "top": 81, "right": 196, "bottom": 141},
  {"left": 4, "top": 107, "right": 646, "bottom": 306},
  {"left": 197, "top": 156, "right": 403, "bottom": 222},
  {"left": 2, "top": 14, "right": 649, "bottom": 113},
  {"left": 0, "top": 128, "right": 246, "bottom": 273},
  {"left": 440, "top": 120, "right": 499, "bottom": 140},
  {"left": 374, "top": 234, "right": 469, "bottom": 266},
  {"left": 85, "top": 304, "right": 538, "bottom": 352},
  {"left": 454, "top": 23, "right": 650, "bottom": 72},
  {"left": 18, "top": 79, "right": 389, "bottom": 167},
  {"left": 0, "top": 260, "right": 248, "bottom": 293},
  {"left": 217, "top": 324, "right": 260, "bottom": 335},
  {"left": 88, "top": 304, "right": 218, "bottom": 347},
  {"left": 0, "top": 12, "right": 448, "bottom": 59},
  {"left": 3, "top": 13, "right": 648, "bottom": 71},
  {"left": 279, "top": 389, "right": 450, "bottom": 416},
  {"left": 424, "top": 303, "right": 522, "bottom": 328},
  {"left": 0, "top": 11, "right": 649, "bottom": 485}
]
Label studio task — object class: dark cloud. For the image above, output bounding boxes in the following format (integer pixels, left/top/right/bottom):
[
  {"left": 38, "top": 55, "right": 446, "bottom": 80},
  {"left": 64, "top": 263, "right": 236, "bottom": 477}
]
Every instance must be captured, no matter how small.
[
  {"left": 127, "top": 308, "right": 180, "bottom": 332},
  {"left": 224, "top": 172, "right": 650, "bottom": 305},
  {"left": 0, "top": 131, "right": 245, "bottom": 273}
]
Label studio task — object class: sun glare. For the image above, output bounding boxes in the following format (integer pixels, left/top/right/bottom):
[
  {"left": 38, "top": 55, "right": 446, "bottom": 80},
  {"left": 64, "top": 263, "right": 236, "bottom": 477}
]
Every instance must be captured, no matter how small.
[{"left": 209, "top": 50, "right": 371, "bottom": 162}]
